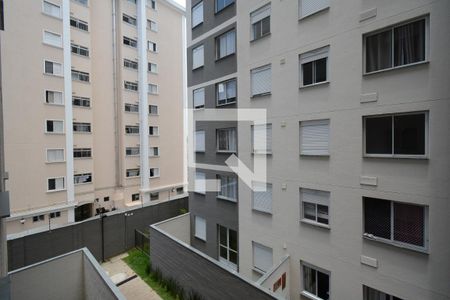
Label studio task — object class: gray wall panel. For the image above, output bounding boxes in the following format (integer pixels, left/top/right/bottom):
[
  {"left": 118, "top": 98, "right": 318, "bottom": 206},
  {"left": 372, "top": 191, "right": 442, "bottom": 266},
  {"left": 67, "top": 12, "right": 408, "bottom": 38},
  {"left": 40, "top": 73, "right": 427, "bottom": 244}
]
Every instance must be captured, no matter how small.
[{"left": 191, "top": 0, "right": 236, "bottom": 40}]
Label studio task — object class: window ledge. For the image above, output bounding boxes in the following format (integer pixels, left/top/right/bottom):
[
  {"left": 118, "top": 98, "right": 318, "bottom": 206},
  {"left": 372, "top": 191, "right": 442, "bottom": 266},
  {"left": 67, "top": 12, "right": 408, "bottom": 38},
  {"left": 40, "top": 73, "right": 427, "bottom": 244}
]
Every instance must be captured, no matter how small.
[
  {"left": 216, "top": 101, "right": 237, "bottom": 107},
  {"left": 216, "top": 150, "right": 237, "bottom": 154},
  {"left": 194, "top": 107, "right": 205, "bottom": 111},
  {"left": 194, "top": 235, "right": 206, "bottom": 242},
  {"left": 45, "top": 132, "right": 65, "bottom": 135},
  {"left": 300, "top": 219, "right": 330, "bottom": 229},
  {"left": 192, "top": 65, "right": 204, "bottom": 71},
  {"left": 299, "top": 81, "right": 329, "bottom": 90},
  {"left": 74, "top": 157, "right": 92, "bottom": 160},
  {"left": 252, "top": 208, "right": 272, "bottom": 215},
  {"left": 47, "top": 189, "right": 66, "bottom": 193},
  {"left": 149, "top": 135, "right": 160, "bottom": 137},
  {"left": 73, "top": 105, "right": 91, "bottom": 109},
  {"left": 216, "top": 196, "right": 237, "bottom": 203},
  {"left": 42, "top": 12, "right": 63, "bottom": 21},
  {"left": 73, "top": 132, "right": 92, "bottom": 134},
  {"left": 300, "top": 291, "right": 324, "bottom": 300},
  {"left": 362, "top": 234, "right": 429, "bottom": 254},
  {"left": 72, "top": 53, "right": 90, "bottom": 59},
  {"left": 252, "top": 267, "right": 266, "bottom": 276},
  {"left": 251, "top": 92, "right": 271, "bottom": 99},
  {"left": 363, "top": 154, "right": 428, "bottom": 160},
  {"left": 74, "top": 182, "right": 93, "bottom": 186},
  {"left": 300, "top": 153, "right": 329, "bottom": 157},
  {"left": 43, "top": 73, "right": 63, "bottom": 78},
  {"left": 44, "top": 103, "right": 65, "bottom": 107},
  {"left": 192, "top": 22, "right": 203, "bottom": 30},
  {"left": 298, "top": 6, "right": 330, "bottom": 21},
  {"left": 125, "top": 176, "right": 140, "bottom": 179},
  {"left": 195, "top": 151, "right": 206, "bottom": 153},
  {"left": 45, "top": 161, "right": 66, "bottom": 164},
  {"left": 363, "top": 60, "right": 429, "bottom": 76},
  {"left": 252, "top": 151, "right": 272, "bottom": 156},
  {"left": 72, "top": 80, "right": 91, "bottom": 85},
  {"left": 149, "top": 176, "right": 160, "bottom": 179},
  {"left": 215, "top": 53, "right": 236, "bottom": 63},
  {"left": 250, "top": 33, "right": 271, "bottom": 44},
  {"left": 42, "top": 42, "right": 63, "bottom": 49}
]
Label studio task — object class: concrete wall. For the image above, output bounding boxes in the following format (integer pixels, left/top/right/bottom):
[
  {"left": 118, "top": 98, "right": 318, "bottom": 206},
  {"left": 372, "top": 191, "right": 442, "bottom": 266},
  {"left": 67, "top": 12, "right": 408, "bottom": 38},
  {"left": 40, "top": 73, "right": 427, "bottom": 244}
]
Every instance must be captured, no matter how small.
[
  {"left": 154, "top": 213, "right": 190, "bottom": 243},
  {"left": 190, "top": 0, "right": 236, "bottom": 40}
]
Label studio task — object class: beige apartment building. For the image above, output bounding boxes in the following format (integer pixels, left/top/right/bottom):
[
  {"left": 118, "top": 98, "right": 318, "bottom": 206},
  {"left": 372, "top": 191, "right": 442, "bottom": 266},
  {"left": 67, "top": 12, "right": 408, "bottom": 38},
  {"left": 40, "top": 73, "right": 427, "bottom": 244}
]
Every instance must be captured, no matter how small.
[{"left": 1, "top": 0, "right": 186, "bottom": 237}]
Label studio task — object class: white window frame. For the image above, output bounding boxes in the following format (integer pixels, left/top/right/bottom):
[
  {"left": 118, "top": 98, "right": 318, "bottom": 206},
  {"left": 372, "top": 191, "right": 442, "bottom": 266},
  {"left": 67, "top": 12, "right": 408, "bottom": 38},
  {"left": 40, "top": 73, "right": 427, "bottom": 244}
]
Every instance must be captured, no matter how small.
[
  {"left": 218, "top": 225, "right": 238, "bottom": 271},
  {"left": 216, "top": 79, "right": 237, "bottom": 106},
  {"left": 45, "top": 90, "right": 64, "bottom": 105},
  {"left": 73, "top": 148, "right": 92, "bottom": 159},
  {"left": 299, "top": 0, "right": 330, "bottom": 19},
  {"left": 149, "top": 126, "right": 159, "bottom": 136},
  {"left": 149, "top": 105, "right": 159, "bottom": 115},
  {"left": 252, "top": 241, "right": 273, "bottom": 274},
  {"left": 299, "top": 46, "right": 329, "bottom": 88},
  {"left": 195, "top": 130, "right": 206, "bottom": 152},
  {"left": 252, "top": 181, "right": 272, "bottom": 214},
  {"left": 192, "top": 44, "right": 204, "bottom": 70},
  {"left": 149, "top": 168, "right": 160, "bottom": 178},
  {"left": 216, "top": 30, "right": 236, "bottom": 60},
  {"left": 74, "top": 173, "right": 92, "bottom": 185},
  {"left": 300, "top": 188, "right": 330, "bottom": 228},
  {"left": 148, "top": 41, "right": 157, "bottom": 52},
  {"left": 194, "top": 215, "right": 206, "bottom": 241},
  {"left": 148, "top": 84, "right": 158, "bottom": 95},
  {"left": 126, "top": 168, "right": 140, "bottom": 178},
  {"left": 125, "top": 147, "right": 140, "bottom": 156},
  {"left": 250, "top": 4, "right": 271, "bottom": 41},
  {"left": 42, "top": 1, "right": 61, "bottom": 19},
  {"left": 125, "top": 125, "right": 139, "bottom": 135},
  {"left": 148, "top": 62, "right": 158, "bottom": 74},
  {"left": 47, "top": 176, "right": 66, "bottom": 192},
  {"left": 45, "top": 119, "right": 64, "bottom": 134},
  {"left": 147, "top": 19, "right": 158, "bottom": 32},
  {"left": 192, "top": 1, "right": 204, "bottom": 28},
  {"left": 149, "top": 147, "right": 159, "bottom": 157},
  {"left": 43, "top": 60, "right": 63, "bottom": 76},
  {"left": 301, "top": 261, "right": 331, "bottom": 300},
  {"left": 46, "top": 148, "right": 65, "bottom": 163},
  {"left": 300, "top": 119, "right": 330, "bottom": 156},
  {"left": 216, "top": 174, "right": 237, "bottom": 202},
  {"left": 251, "top": 64, "right": 272, "bottom": 97},
  {"left": 216, "top": 127, "right": 237, "bottom": 153}
]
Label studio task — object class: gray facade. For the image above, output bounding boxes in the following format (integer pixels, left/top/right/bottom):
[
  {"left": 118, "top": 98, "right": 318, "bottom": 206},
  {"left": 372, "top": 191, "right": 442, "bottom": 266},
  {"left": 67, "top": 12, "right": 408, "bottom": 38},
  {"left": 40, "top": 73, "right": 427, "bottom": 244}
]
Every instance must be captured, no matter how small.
[{"left": 191, "top": 0, "right": 236, "bottom": 40}]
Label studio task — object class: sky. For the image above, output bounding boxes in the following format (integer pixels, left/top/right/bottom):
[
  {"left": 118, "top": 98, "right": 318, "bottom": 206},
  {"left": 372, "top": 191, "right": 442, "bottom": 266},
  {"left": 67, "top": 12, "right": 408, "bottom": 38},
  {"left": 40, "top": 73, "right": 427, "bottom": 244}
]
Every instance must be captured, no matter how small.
[{"left": 173, "top": 0, "right": 186, "bottom": 7}]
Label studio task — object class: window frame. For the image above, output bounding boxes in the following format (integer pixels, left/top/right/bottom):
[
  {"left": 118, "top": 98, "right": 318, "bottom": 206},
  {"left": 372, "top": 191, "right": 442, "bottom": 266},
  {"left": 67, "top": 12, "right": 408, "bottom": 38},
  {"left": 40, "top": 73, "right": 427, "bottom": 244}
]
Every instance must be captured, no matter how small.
[
  {"left": 70, "top": 17, "right": 89, "bottom": 32},
  {"left": 45, "top": 90, "right": 64, "bottom": 106},
  {"left": 42, "top": 0, "right": 62, "bottom": 19},
  {"left": 195, "top": 130, "right": 206, "bottom": 153},
  {"left": 125, "top": 125, "right": 139, "bottom": 135},
  {"left": 218, "top": 225, "right": 238, "bottom": 271},
  {"left": 250, "top": 4, "right": 271, "bottom": 42},
  {"left": 251, "top": 123, "right": 272, "bottom": 154},
  {"left": 193, "top": 87, "right": 205, "bottom": 110},
  {"left": 43, "top": 59, "right": 63, "bottom": 77},
  {"left": 47, "top": 176, "right": 66, "bottom": 192},
  {"left": 74, "top": 173, "right": 92, "bottom": 185},
  {"left": 72, "top": 96, "right": 91, "bottom": 108},
  {"left": 149, "top": 126, "right": 159, "bottom": 136},
  {"left": 215, "top": 29, "right": 236, "bottom": 60},
  {"left": 250, "top": 64, "right": 272, "bottom": 97},
  {"left": 299, "top": 119, "right": 330, "bottom": 156},
  {"left": 216, "top": 79, "right": 237, "bottom": 106},
  {"left": 192, "top": 44, "right": 204, "bottom": 70},
  {"left": 299, "top": 46, "right": 330, "bottom": 88},
  {"left": 149, "top": 168, "right": 160, "bottom": 178},
  {"left": 71, "top": 69, "right": 90, "bottom": 83},
  {"left": 125, "top": 147, "right": 140, "bottom": 156},
  {"left": 71, "top": 43, "right": 89, "bottom": 57},
  {"left": 252, "top": 241, "right": 272, "bottom": 274},
  {"left": 216, "top": 174, "right": 238, "bottom": 202},
  {"left": 216, "top": 127, "right": 237, "bottom": 153},
  {"left": 45, "top": 119, "right": 64, "bottom": 134},
  {"left": 300, "top": 261, "right": 331, "bottom": 300},
  {"left": 194, "top": 215, "right": 206, "bottom": 241},
  {"left": 46, "top": 148, "right": 65, "bottom": 163},
  {"left": 300, "top": 188, "right": 331, "bottom": 229},
  {"left": 298, "top": 0, "right": 330, "bottom": 20},
  {"left": 191, "top": 1, "right": 204, "bottom": 29},
  {"left": 126, "top": 168, "right": 140, "bottom": 178},
  {"left": 43, "top": 29, "right": 62, "bottom": 48},
  {"left": 194, "top": 171, "right": 206, "bottom": 194},
  {"left": 73, "top": 122, "right": 92, "bottom": 133},
  {"left": 252, "top": 181, "right": 272, "bottom": 214},
  {"left": 73, "top": 148, "right": 92, "bottom": 159},
  {"left": 215, "top": 0, "right": 234, "bottom": 14}
]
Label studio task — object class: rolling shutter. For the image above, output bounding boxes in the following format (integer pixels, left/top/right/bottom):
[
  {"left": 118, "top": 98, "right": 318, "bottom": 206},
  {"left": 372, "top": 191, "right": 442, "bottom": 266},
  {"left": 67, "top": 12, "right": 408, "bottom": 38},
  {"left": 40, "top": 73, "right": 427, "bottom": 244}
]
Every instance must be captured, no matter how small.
[
  {"left": 192, "top": 45, "right": 204, "bottom": 69},
  {"left": 253, "top": 242, "right": 273, "bottom": 273},
  {"left": 300, "top": 119, "right": 330, "bottom": 155},
  {"left": 253, "top": 182, "right": 272, "bottom": 213},
  {"left": 251, "top": 65, "right": 271, "bottom": 96},
  {"left": 251, "top": 4, "right": 270, "bottom": 24},
  {"left": 194, "top": 216, "right": 206, "bottom": 240},
  {"left": 301, "top": 188, "right": 330, "bottom": 206},
  {"left": 195, "top": 131, "right": 205, "bottom": 152},
  {"left": 193, "top": 88, "right": 205, "bottom": 108},
  {"left": 252, "top": 124, "right": 272, "bottom": 153},
  {"left": 192, "top": 2, "right": 203, "bottom": 28},
  {"left": 300, "top": 0, "right": 330, "bottom": 18}
]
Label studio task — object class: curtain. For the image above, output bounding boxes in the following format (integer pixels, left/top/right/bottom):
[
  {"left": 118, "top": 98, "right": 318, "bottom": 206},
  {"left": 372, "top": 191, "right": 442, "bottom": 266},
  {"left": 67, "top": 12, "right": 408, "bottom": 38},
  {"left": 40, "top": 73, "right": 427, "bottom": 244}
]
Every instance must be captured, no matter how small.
[
  {"left": 366, "top": 30, "right": 392, "bottom": 72},
  {"left": 303, "top": 266, "right": 316, "bottom": 294},
  {"left": 394, "top": 19, "right": 425, "bottom": 67}
]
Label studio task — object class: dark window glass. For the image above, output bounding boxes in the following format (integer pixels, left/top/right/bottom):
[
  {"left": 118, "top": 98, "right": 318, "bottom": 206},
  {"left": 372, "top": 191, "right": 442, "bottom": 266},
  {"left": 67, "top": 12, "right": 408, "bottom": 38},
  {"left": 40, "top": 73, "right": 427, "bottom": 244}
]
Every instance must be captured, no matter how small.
[
  {"left": 317, "top": 205, "right": 329, "bottom": 225},
  {"left": 394, "top": 19, "right": 425, "bottom": 67},
  {"left": 46, "top": 120, "right": 54, "bottom": 132},
  {"left": 45, "top": 61, "right": 53, "bottom": 74},
  {"left": 48, "top": 179, "right": 55, "bottom": 190},
  {"left": 229, "top": 250, "right": 237, "bottom": 264},
  {"left": 364, "top": 197, "right": 391, "bottom": 239},
  {"left": 394, "top": 113, "right": 425, "bottom": 155},
  {"left": 394, "top": 202, "right": 424, "bottom": 246},
  {"left": 302, "top": 62, "right": 313, "bottom": 86},
  {"left": 315, "top": 58, "right": 327, "bottom": 83},
  {"left": 365, "top": 116, "right": 392, "bottom": 154},
  {"left": 229, "top": 229, "right": 237, "bottom": 251},
  {"left": 317, "top": 271, "right": 330, "bottom": 300},
  {"left": 219, "top": 225, "right": 227, "bottom": 245},
  {"left": 216, "top": 0, "right": 234, "bottom": 12},
  {"left": 303, "top": 202, "right": 316, "bottom": 221},
  {"left": 261, "top": 17, "right": 270, "bottom": 36},
  {"left": 365, "top": 30, "right": 392, "bottom": 73}
]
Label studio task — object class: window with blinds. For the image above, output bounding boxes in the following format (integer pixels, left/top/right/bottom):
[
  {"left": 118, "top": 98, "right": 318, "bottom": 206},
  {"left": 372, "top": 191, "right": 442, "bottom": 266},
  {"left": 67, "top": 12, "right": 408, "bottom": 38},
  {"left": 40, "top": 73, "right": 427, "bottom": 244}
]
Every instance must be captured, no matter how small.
[
  {"left": 216, "top": 30, "right": 236, "bottom": 59},
  {"left": 217, "top": 175, "right": 237, "bottom": 201},
  {"left": 192, "top": 1, "right": 203, "bottom": 28},
  {"left": 251, "top": 65, "right": 271, "bottom": 96},
  {"left": 299, "top": 46, "right": 329, "bottom": 87},
  {"left": 252, "top": 124, "right": 272, "bottom": 154},
  {"left": 193, "top": 88, "right": 205, "bottom": 109},
  {"left": 192, "top": 45, "right": 204, "bottom": 69},
  {"left": 195, "top": 171, "right": 206, "bottom": 194},
  {"left": 43, "top": 1, "right": 61, "bottom": 18},
  {"left": 300, "top": 188, "right": 330, "bottom": 226},
  {"left": 46, "top": 90, "right": 63, "bottom": 105},
  {"left": 252, "top": 242, "right": 273, "bottom": 273},
  {"left": 299, "top": 0, "right": 330, "bottom": 19},
  {"left": 194, "top": 216, "right": 206, "bottom": 240},
  {"left": 252, "top": 182, "right": 272, "bottom": 214},
  {"left": 195, "top": 130, "right": 205, "bottom": 152},
  {"left": 46, "top": 149, "right": 64, "bottom": 163},
  {"left": 251, "top": 4, "right": 270, "bottom": 41},
  {"left": 300, "top": 119, "right": 330, "bottom": 156}
]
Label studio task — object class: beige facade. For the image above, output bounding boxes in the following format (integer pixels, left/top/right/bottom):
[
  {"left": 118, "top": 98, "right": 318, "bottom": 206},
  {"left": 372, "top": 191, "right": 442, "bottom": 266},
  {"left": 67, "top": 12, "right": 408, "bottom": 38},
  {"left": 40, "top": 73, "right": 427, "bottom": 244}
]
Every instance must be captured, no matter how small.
[{"left": 1, "top": 0, "right": 186, "bottom": 237}]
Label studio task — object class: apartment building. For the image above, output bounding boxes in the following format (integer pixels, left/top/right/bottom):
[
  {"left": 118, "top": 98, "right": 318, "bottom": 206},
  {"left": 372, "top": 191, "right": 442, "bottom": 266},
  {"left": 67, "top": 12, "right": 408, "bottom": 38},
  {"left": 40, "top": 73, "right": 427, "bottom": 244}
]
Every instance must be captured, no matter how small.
[
  {"left": 188, "top": 0, "right": 450, "bottom": 299},
  {"left": 1, "top": 0, "right": 186, "bottom": 237},
  {"left": 187, "top": 0, "right": 239, "bottom": 270}
]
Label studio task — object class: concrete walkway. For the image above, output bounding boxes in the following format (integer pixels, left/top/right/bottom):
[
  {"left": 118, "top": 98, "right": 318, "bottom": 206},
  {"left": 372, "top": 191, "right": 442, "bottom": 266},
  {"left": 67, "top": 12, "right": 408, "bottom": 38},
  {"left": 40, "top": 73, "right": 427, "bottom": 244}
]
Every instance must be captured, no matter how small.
[{"left": 102, "top": 253, "right": 162, "bottom": 300}]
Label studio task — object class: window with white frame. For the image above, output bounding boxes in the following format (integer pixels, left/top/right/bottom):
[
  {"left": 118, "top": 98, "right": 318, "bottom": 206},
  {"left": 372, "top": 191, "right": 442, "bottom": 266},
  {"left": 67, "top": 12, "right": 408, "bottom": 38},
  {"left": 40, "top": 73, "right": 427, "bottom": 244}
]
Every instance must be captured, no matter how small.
[
  {"left": 216, "top": 79, "right": 236, "bottom": 106},
  {"left": 48, "top": 177, "right": 65, "bottom": 191},
  {"left": 216, "top": 0, "right": 234, "bottom": 13},
  {"left": 125, "top": 125, "right": 139, "bottom": 134},
  {"left": 73, "top": 122, "right": 91, "bottom": 133},
  {"left": 71, "top": 43, "right": 89, "bottom": 57},
  {"left": 251, "top": 4, "right": 270, "bottom": 41},
  {"left": 43, "top": 31, "right": 62, "bottom": 47},
  {"left": 194, "top": 216, "right": 206, "bottom": 241},
  {"left": 44, "top": 60, "right": 62, "bottom": 76},
  {"left": 192, "top": 45, "right": 204, "bottom": 70},
  {"left": 149, "top": 147, "right": 159, "bottom": 157},
  {"left": 132, "top": 193, "right": 140, "bottom": 201},
  {"left": 149, "top": 105, "right": 158, "bottom": 115},
  {"left": 126, "top": 147, "right": 139, "bottom": 156},
  {"left": 252, "top": 182, "right": 272, "bottom": 214},
  {"left": 195, "top": 130, "right": 205, "bottom": 152},
  {"left": 217, "top": 175, "right": 237, "bottom": 201},
  {"left": 46, "top": 120, "right": 64, "bottom": 133},
  {"left": 126, "top": 168, "right": 140, "bottom": 177},
  {"left": 74, "top": 173, "right": 92, "bottom": 185},
  {"left": 252, "top": 242, "right": 272, "bottom": 273},
  {"left": 46, "top": 149, "right": 64, "bottom": 163},
  {"left": 301, "top": 262, "right": 330, "bottom": 300},
  {"left": 124, "top": 81, "right": 138, "bottom": 91},
  {"left": 150, "top": 168, "right": 160, "bottom": 178},
  {"left": 149, "top": 126, "right": 159, "bottom": 136},
  {"left": 125, "top": 103, "right": 139, "bottom": 113},
  {"left": 300, "top": 188, "right": 330, "bottom": 226},
  {"left": 195, "top": 171, "right": 206, "bottom": 194},
  {"left": 299, "top": 0, "right": 330, "bottom": 19},
  {"left": 300, "top": 46, "right": 329, "bottom": 87},
  {"left": 364, "top": 112, "right": 427, "bottom": 157},
  {"left": 193, "top": 88, "right": 205, "bottom": 109},
  {"left": 50, "top": 211, "right": 61, "bottom": 218},
  {"left": 217, "top": 128, "right": 236, "bottom": 152},
  {"left": 218, "top": 225, "right": 238, "bottom": 270},
  {"left": 251, "top": 65, "right": 271, "bottom": 96},
  {"left": 300, "top": 119, "right": 330, "bottom": 156},
  {"left": 70, "top": 17, "right": 88, "bottom": 31},
  {"left": 216, "top": 30, "right": 236, "bottom": 59},
  {"left": 123, "top": 36, "right": 137, "bottom": 48},
  {"left": 148, "top": 62, "right": 158, "bottom": 73},
  {"left": 365, "top": 18, "right": 426, "bottom": 74},
  {"left": 43, "top": 1, "right": 61, "bottom": 18},
  {"left": 363, "top": 197, "right": 428, "bottom": 250},
  {"left": 124, "top": 59, "right": 138, "bottom": 70},
  {"left": 123, "top": 14, "right": 136, "bottom": 26},
  {"left": 147, "top": 19, "right": 157, "bottom": 32},
  {"left": 148, "top": 41, "right": 157, "bottom": 52},
  {"left": 252, "top": 124, "right": 272, "bottom": 154},
  {"left": 72, "top": 69, "right": 90, "bottom": 82},
  {"left": 73, "top": 96, "right": 90, "bottom": 107},
  {"left": 363, "top": 286, "right": 404, "bottom": 300},
  {"left": 73, "top": 148, "right": 91, "bottom": 158},
  {"left": 192, "top": 1, "right": 203, "bottom": 28},
  {"left": 148, "top": 84, "right": 158, "bottom": 95},
  {"left": 45, "top": 90, "right": 63, "bottom": 105}
]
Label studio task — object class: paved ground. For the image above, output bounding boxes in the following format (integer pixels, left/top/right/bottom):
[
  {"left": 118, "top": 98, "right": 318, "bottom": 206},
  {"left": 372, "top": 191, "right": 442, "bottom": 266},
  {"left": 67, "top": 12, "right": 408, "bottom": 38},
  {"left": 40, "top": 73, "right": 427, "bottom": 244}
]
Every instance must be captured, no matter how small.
[{"left": 102, "top": 253, "right": 162, "bottom": 300}]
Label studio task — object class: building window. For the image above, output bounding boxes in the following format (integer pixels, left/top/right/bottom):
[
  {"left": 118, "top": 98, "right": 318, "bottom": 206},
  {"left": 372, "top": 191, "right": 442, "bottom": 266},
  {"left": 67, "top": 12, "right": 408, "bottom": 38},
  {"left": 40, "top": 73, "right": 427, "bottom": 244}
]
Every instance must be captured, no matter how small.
[
  {"left": 301, "top": 263, "right": 330, "bottom": 300},
  {"left": 44, "top": 60, "right": 62, "bottom": 76},
  {"left": 73, "top": 96, "right": 90, "bottom": 108},
  {"left": 150, "top": 168, "right": 160, "bottom": 178},
  {"left": 74, "top": 148, "right": 92, "bottom": 158},
  {"left": 48, "top": 177, "right": 65, "bottom": 191},
  {"left": 73, "top": 122, "right": 91, "bottom": 133},
  {"left": 50, "top": 211, "right": 61, "bottom": 219},
  {"left": 43, "top": 1, "right": 61, "bottom": 18},
  {"left": 73, "top": 0, "right": 88, "bottom": 6},
  {"left": 176, "top": 187, "right": 184, "bottom": 194},
  {"left": 125, "top": 125, "right": 139, "bottom": 134},
  {"left": 127, "top": 169, "right": 140, "bottom": 178},
  {"left": 194, "top": 216, "right": 206, "bottom": 240},
  {"left": 218, "top": 225, "right": 237, "bottom": 270},
  {"left": 252, "top": 124, "right": 272, "bottom": 154},
  {"left": 252, "top": 242, "right": 272, "bottom": 273},
  {"left": 43, "top": 30, "right": 62, "bottom": 47},
  {"left": 126, "top": 147, "right": 140, "bottom": 156},
  {"left": 46, "top": 120, "right": 64, "bottom": 134},
  {"left": 45, "top": 90, "right": 63, "bottom": 105},
  {"left": 251, "top": 65, "right": 271, "bottom": 96},
  {"left": 364, "top": 197, "right": 427, "bottom": 250},
  {"left": 216, "top": 30, "right": 235, "bottom": 59},
  {"left": 131, "top": 193, "right": 140, "bottom": 201},
  {"left": 195, "top": 130, "right": 205, "bottom": 152},
  {"left": 365, "top": 18, "right": 426, "bottom": 74},
  {"left": 193, "top": 88, "right": 205, "bottom": 109},
  {"left": 124, "top": 81, "right": 138, "bottom": 91},
  {"left": 149, "top": 105, "right": 158, "bottom": 115},
  {"left": 74, "top": 173, "right": 92, "bottom": 185},
  {"left": 148, "top": 0, "right": 156, "bottom": 9},
  {"left": 148, "top": 41, "right": 157, "bottom": 52},
  {"left": 149, "top": 126, "right": 159, "bottom": 136},
  {"left": 123, "top": 14, "right": 136, "bottom": 26},
  {"left": 148, "top": 62, "right": 158, "bottom": 73},
  {"left": 123, "top": 36, "right": 137, "bottom": 48},
  {"left": 300, "top": 188, "right": 330, "bottom": 226},
  {"left": 252, "top": 182, "right": 272, "bottom": 214},
  {"left": 192, "top": 1, "right": 203, "bottom": 28},
  {"left": 70, "top": 17, "right": 88, "bottom": 31},
  {"left": 215, "top": 0, "right": 234, "bottom": 13},
  {"left": 192, "top": 45, "right": 204, "bottom": 70},
  {"left": 104, "top": 197, "right": 110, "bottom": 202},
  {"left": 148, "top": 84, "right": 158, "bottom": 94},
  {"left": 71, "top": 70, "right": 90, "bottom": 82},
  {"left": 124, "top": 59, "right": 138, "bottom": 70},
  {"left": 217, "top": 128, "right": 236, "bottom": 152},
  {"left": 217, "top": 175, "right": 237, "bottom": 201},
  {"left": 363, "top": 286, "right": 404, "bottom": 300},
  {"left": 147, "top": 20, "right": 157, "bottom": 32},
  {"left": 300, "top": 46, "right": 329, "bottom": 87},
  {"left": 125, "top": 103, "right": 139, "bottom": 113},
  {"left": 195, "top": 171, "right": 206, "bottom": 194},
  {"left": 150, "top": 192, "right": 159, "bottom": 201},
  {"left": 300, "top": 119, "right": 330, "bottom": 156},
  {"left": 71, "top": 43, "right": 89, "bottom": 57},
  {"left": 47, "top": 149, "right": 64, "bottom": 163},
  {"left": 251, "top": 4, "right": 270, "bottom": 41},
  {"left": 216, "top": 79, "right": 236, "bottom": 106},
  {"left": 299, "top": 0, "right": 330, "bottom": 18},
  {"left": 364, "top": 112, "right": 427, "bottom": 157},
  {"left": 33, "top": 215, "right": 45, "bottom": 222},
  {"left": 149, "top": 147, "right": 159, "bottom": 157}
]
